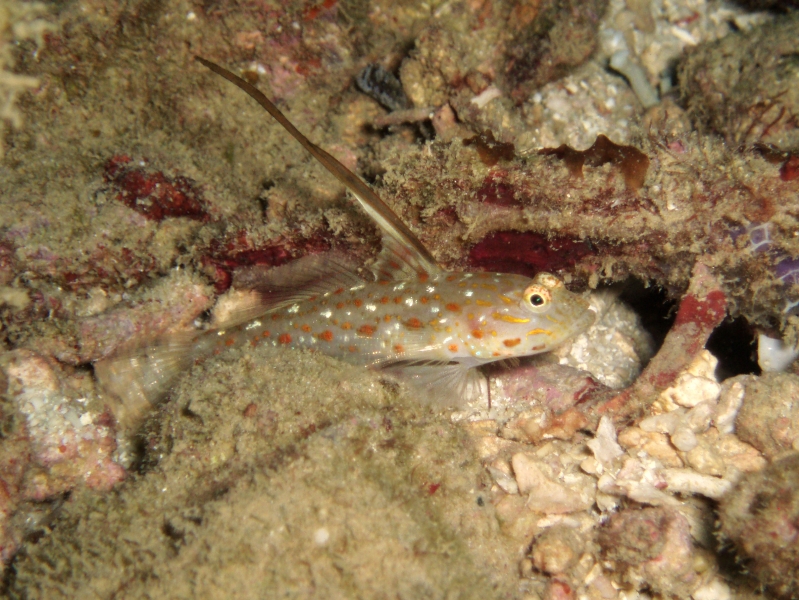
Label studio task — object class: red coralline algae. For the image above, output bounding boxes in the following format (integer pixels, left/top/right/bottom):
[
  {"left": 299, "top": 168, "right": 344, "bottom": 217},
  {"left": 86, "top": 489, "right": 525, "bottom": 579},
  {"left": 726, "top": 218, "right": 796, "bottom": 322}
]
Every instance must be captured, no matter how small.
[
  {"left": 539, "top": 135, "right": 650, "bottom": 190},
  {"left": 302, "top": 0, "right": 338, "bottom": 21},
  {"left": 203, "top": 230, "right": 334, "bottom": 292},
  {"left": 475, "top": 172, "right": 518, "bottom": 206},
  {"left": 781, "top": 155, "right": 799, "bottom": 181},
  {"left": 468, "top": 231, "right": 595, "bottom": 277},
  {"left": 673, "top": 289, "right": 727, "bottom": 329},
  {"left": 103, "top": 155, "right": 208, "bottom": 222},
  {"left": 753, "top": 145, "right": 799, "bottom": 182}
]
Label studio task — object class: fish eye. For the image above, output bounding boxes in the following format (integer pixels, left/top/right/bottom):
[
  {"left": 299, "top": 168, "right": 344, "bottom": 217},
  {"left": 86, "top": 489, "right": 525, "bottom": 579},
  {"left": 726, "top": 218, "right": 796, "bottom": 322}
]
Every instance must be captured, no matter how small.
[{"left": 522, "top": 284, "right": 551, "bottom": 313}]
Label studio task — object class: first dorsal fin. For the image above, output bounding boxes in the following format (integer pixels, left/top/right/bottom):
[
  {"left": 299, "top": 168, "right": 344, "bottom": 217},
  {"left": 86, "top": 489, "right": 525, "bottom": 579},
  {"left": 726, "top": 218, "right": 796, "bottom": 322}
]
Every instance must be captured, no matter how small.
[{"left": 195, "top": 57, "right": 442, "bottom": 282}]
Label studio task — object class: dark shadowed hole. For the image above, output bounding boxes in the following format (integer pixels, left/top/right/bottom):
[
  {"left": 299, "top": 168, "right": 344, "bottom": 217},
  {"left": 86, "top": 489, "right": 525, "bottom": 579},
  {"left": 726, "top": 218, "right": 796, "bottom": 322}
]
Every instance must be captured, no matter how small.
[
  {"left": 616, "top": 278, "right": 759, "bottom": 379},
  {"left": 616, "top": 278, "right": 676, "bottom": 352},
  {"left": 706, "top": 317, "right": 760, "bottom": 379}
]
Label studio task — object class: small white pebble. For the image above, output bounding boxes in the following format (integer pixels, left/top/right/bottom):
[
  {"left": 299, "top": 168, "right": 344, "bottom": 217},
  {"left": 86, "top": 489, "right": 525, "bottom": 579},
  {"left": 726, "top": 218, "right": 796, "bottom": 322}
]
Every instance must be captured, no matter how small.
[
  {"left": 469, "top": 86, "right": 502, "bottom": 109},
  {"left": 758, "top": 333, "right": 799, "bottom": 372},
  {"left": 671, "top": 427, "right": 698, "bottom": 452},
  {"left": 714, "top": 381, "right": 744, "bottom": 434},
  {"left": 313, "top": 527, "right": 330, "bottom": 546},
  {"left": 692, "top": 577, "right": 731, "bottom": 600}
]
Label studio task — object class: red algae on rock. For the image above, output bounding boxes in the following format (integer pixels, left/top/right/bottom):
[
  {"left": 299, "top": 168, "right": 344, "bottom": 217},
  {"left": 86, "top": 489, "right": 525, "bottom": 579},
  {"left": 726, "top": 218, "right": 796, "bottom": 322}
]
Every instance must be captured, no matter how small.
[
  {"left": 1, "top": 0, "right": 798, "bottom": 598},
  {"left": 103, "top": 155, "right": 208, "bottom": 222},
  {"left": 468, "top": 231, "right": 595, "bottom": 278}
]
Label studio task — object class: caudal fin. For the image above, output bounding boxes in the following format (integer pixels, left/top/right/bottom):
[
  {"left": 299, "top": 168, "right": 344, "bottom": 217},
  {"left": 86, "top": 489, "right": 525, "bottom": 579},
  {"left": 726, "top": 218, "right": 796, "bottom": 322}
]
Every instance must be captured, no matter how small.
[{"left": 94, "top": 331, "right": 200, "bottom": 430}]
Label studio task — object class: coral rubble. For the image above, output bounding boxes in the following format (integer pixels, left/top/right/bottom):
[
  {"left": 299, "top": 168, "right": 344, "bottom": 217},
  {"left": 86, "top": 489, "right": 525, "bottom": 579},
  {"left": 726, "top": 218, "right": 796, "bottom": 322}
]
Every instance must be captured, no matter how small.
[{"left": 0, "top": 0, "right": 798, "bottom": 598}]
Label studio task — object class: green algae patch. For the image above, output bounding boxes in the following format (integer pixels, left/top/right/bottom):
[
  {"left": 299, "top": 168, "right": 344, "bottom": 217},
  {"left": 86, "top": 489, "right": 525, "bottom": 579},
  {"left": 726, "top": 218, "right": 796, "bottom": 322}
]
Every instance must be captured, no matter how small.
[{"left": 7, "top": 345, "right": 515, "bottom": 599}]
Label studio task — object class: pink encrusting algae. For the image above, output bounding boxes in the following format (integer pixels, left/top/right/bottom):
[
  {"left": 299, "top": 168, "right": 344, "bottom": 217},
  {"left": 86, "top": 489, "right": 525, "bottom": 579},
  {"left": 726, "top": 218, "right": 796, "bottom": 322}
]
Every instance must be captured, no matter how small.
[{"left": 94, "top": 59, "right": 595, "bottom": 427}]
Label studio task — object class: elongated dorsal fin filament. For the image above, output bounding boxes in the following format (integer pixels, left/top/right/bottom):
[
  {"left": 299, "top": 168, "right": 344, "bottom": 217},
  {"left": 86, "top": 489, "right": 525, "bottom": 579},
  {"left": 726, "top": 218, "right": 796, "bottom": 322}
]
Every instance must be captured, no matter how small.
[{"left": 195, "top": 56, "right": 441, "bottom": 280}]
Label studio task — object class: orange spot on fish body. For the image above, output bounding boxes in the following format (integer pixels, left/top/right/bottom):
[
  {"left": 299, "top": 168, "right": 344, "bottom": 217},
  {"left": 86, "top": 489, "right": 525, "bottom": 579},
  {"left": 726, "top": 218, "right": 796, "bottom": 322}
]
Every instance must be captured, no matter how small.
[
  {"left": 499, "top": 295, "right": 513, "bottom": 304},
  {"left": 475, "top": 299, "right": 493, "bottom": 307},
  {"left": 336, "top": 302, "right": 345, "bottom": 309},
  {"left": 446, "top": 274, "right": 457, "bottom": 282},
  {"left": 358, "top": 324, "right": 376, "bottom": 336},
  {"left": 472, "top": 329, "right": 484, "bottom": 339},
  {"left": 279, "top": 333, "right": 292, "bottom": 344},
  {"left": 384, "top": 314, "right": 392, "bottom": 322},
  {"left": 531, "top": 344, "right": 545, "bottom": 351},
  {"left": 394, "top": 296, "right": 403, "bottom": 304},
  {"left": 272, "top": 314, "right": 280, "bottom": 320},
  {"left": 445, "top": 302, "right": 461, "bottom": 312},
  {"left": 301, "top": 324, "right": 311, "bottom": 332},
  {"left": 342, "top": 322, "right": 352, "bottom": 330},
  {"left": 262, "top": 330, "right": 270, "bottom": 337},
  {"left": 225, "top": 338, "right": 235, "bottom": 347},
  {"left": 503, "top": 338, "right": 521, "bottom": 347},
  {"left": 318, "top": 330, "right": 334, "bottom": 342},
  {"left": 433, "top": 294, "right": 441, "bottom": 300},
  {"left": 420, "top": 296, "right": 429, "bottom": 304},
  {"left": 333, "top": 287, "right": 344, "bottom": 294},
  {"left": 348, "top": 345, "right": 357, "bottom": 353},
  {"left": 394, "top": 344, "right": 405, "bottom": 353},
  {"left": 527, "top": 328, "right": 553, "bottom": 336},
  {"left": 354, "top": 298, "right": 363, "bottom": 308},
  {"left": 493, "top": 312, "right": 530, "bottom": 323},
  {"left": 448, "top": 344, "right": 458, "bottom": 352},
  {"left": 492, "top": 351, "right": 501, "bottom": 357},
  {"left": 380, "top": 296, "right": 389, "bottom": 304},
  {"left": 419, "top": 273, "right": 429, "bottom": 283},
  {"left": 405, "top": 317, "right": 423, "bottom": 329},
  {"left": 482, "top": 283, "right": 498, "bottom": 291}
]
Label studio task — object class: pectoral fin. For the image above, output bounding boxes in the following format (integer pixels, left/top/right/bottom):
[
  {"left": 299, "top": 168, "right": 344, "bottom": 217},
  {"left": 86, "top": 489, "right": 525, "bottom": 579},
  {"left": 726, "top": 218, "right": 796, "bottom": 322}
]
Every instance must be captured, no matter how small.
[{"left": 381, "top": 360, "right": 487, "bottom": 407}]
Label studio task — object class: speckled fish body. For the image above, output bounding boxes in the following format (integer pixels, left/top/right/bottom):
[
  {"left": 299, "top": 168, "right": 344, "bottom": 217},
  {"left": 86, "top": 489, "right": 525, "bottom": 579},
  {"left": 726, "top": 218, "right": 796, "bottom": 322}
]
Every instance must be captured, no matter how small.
[
  {"left": 95, "top": 59, "right": 596, "bottom": 426},
  {"left": 206, "top": 271, "right": 594, "bottom": 368}
]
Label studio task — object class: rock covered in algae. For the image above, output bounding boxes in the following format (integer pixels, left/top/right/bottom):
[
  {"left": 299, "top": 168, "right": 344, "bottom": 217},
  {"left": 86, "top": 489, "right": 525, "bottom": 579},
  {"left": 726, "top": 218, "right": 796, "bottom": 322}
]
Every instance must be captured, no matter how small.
[
  {"left": 6, "top": 344, "right": 521, "bottom": 599},
  {"left": 732, "top": 372, "right": 799, "bottom": 458},
  {"left": 719, "top": 452, "right": 799, "bottom": 600},
  {"left": 679, "top": 13, "right": 799, "bottom": 149}
]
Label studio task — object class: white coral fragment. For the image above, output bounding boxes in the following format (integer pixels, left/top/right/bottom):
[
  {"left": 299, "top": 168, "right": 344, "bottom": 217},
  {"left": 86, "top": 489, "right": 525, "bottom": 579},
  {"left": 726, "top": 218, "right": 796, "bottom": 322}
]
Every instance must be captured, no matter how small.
[
  {"left": 663, "top": 468, "right": 732, "bottom": 500},
  {"left": 587, "top": 416, "right": 624, "bottom": 465},
  {"left": 511, "top": 453, "right": 589, "bottom": 514}
]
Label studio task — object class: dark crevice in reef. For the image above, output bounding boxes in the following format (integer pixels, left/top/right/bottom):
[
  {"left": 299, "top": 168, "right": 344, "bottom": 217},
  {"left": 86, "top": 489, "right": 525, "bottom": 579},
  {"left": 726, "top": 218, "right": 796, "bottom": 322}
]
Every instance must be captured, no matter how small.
[
  {"left": 617, "top": 278, "right": 760, "bottom": 379},
  {"left": 617, "top": 278, "right": 676, "bottom": 353},
  {"left": 707, "top": 317, "right": 760, "bottom": 379}
]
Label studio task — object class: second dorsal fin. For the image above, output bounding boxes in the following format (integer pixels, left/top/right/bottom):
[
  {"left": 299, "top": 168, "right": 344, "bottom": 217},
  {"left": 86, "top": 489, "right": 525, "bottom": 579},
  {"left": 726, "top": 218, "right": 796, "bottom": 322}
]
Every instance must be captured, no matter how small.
[{"left": 195, "top": 57, "right": 442, "bottom": 282}]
